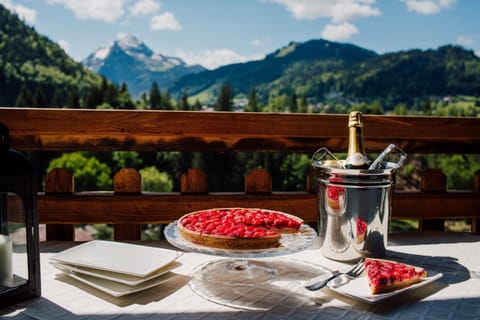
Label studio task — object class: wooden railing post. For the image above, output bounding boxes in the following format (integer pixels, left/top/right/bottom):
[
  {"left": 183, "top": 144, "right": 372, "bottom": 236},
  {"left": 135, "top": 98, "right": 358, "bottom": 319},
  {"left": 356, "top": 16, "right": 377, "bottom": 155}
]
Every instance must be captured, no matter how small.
[
  {"left": 245, "top": 169, "right": 272, "bottom": 194},
  {"left": 419, "top": 168, "right": 446, "bottom": 231},
  {"left": 45, "top": 168, "right": 75, "bottom": 241},
  {"left": 181, "top": 168, "right": 208, "bottom": 194},
  {"left": 306, "top": 172, "right": 317, "bottom": 194},
  {"left": 113, "top": 168, "right": 142, "bottom": 241}
]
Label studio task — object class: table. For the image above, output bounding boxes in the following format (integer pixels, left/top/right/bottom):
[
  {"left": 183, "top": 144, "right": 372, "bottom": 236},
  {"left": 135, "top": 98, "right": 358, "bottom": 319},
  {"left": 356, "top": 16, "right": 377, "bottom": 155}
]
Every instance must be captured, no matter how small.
[{"left": 1, "top": 232, "right": 480, "bottom": 319}]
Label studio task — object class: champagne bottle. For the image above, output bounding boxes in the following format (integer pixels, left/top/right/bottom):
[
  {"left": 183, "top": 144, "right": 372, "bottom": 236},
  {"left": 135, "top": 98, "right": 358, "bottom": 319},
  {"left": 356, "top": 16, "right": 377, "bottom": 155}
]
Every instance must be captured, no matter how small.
[{"left": 345, "top": 111, "right": 369, "bottom": 169}]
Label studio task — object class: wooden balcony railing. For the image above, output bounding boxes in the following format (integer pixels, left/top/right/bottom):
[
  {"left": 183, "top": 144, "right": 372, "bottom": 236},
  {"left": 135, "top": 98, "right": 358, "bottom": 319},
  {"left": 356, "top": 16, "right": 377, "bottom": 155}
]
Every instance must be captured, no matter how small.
[{"left": 1, "top": 108, "right": 479, "bottom": 240}]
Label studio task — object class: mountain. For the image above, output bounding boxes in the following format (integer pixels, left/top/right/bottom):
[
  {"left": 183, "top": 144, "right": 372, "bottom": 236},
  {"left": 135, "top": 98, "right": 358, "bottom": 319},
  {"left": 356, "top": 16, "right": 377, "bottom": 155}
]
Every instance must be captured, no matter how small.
[
  {"left": 0, "top": 3, "right": 102, "bottom": 107},
  {"left": 344, "top": 45, "right": 480, "bottom": 101},
  {"left": 168, "top": 39, "right": 378, "bottom": 103},
  {"left": 83, "top": 34, "right": 205, "bottom": 97},
  {"left": 167, "top": 40, "right": 480, "bottom": 108}
]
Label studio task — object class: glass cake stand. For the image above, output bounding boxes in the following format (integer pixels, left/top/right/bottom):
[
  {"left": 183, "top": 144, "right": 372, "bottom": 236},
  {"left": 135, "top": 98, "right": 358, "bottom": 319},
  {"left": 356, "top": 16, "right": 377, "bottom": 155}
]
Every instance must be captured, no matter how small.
[{"left": 164, "top": 222, "right": 331, "bottom": 310}]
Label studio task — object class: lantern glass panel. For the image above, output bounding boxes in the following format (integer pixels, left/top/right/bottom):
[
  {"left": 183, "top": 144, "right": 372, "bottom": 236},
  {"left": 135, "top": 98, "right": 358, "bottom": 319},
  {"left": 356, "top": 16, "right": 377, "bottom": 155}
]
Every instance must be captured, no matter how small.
[{"left": 0, "top": 192, "right": 29, "bottom": 292}]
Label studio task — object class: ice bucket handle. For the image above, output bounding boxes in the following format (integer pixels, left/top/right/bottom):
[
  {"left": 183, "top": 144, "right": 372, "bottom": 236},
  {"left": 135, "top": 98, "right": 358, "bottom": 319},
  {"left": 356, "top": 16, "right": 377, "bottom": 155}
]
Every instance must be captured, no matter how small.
[
  {"left": 368, "top": 144, "right": 407, "bottom": 171},
  {"left": 311, "top": 147, "right": 344, "bottom": 169}
]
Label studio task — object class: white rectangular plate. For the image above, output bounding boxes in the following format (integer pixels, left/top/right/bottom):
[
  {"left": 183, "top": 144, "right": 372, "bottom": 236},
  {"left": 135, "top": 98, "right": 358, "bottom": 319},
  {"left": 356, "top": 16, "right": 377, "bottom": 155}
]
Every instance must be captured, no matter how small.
[
  {"left": 326, "top": 270, "right": 443, "bottom": 303},
  {"left": 60, "top": 270, "right": 177, "bottom": 297},
  {"left": 50, "top": 240, "right": 180, "bottom": 277},
  {"left": 52, "top": 260, "right": 180, "bottom": 286}
]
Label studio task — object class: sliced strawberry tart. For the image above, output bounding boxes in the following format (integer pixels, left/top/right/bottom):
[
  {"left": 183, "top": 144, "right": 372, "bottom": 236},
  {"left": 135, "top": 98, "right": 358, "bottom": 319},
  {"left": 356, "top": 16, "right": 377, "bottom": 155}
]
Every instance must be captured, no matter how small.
[
  {"left": 178, "top": 208, "right": 304, "bottom": 250},
  {"left": 365, "top": 258, "right": 427, "bottom": 294}
]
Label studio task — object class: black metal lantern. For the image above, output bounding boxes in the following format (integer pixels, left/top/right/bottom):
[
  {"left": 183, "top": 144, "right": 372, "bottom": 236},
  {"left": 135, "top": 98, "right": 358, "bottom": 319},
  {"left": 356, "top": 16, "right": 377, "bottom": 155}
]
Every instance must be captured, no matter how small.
[{"left": 0, "top": 123, "right": 40, "bottom": 308}]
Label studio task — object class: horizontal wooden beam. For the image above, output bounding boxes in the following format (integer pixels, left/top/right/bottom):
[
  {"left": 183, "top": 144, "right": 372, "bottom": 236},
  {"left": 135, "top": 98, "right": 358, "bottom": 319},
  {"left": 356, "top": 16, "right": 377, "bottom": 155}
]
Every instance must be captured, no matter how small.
[
  {"left": 392, "top": 191, "right": 480, "bottom": 219},
  {"left": 37, "top": 192, "right": 319, "bottom": 224},
  {"left": 19, "top": 191, "right": 477, "bottom": 225},
  {"left": 2, "top": 108, "right": 479, "bottom": 153}
]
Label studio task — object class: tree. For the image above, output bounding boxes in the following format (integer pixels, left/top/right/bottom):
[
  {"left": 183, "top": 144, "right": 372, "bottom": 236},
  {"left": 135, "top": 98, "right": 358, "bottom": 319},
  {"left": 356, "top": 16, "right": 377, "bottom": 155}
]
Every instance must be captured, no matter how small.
[
  {"left": 245, "top": 87, "right": 260, "bottom": 112},
  {"left": 47, "top": 152, "right": 112, "bottom": 191},
  {"left": 15, "top": 85, "right": 33, "bottom": 107},
  {"left": 193, "top": 99, "right": 202, "bottom": 111},
  {"left": 50, "top": 88, "right": 63, "bottom": 108},
  {"left": 290, "top": 92, "right": 298, "bottom": 113},
  {"left": 149, "top": 81, "right": 161, "bottom": 110},
  {"left": 299, "top": 95, "right": 308, "bottom": 113},
  {"left": 118, "top": 82, "right": 136, "bottom": 109},
  {"left": 216, "top": 82, "right": 233, "bottom": 111},
  {"left": 265, "top": 93, "right": 288, "bottom": 112},
  {"left": 112, "top": 151, "right": 143, "bottom": 172},
  {"left": 84, "top": 87, "right": 101, "bottom": 109},
  {"left": 161, "top": 91, "right": 173, "bottom": 110},
  {"left": 33, "top": 87, "right": 48, "bottom": 108},
  {"left": 104, "top": 83, "right": 119, "bottom": 108},
  {"left": 65, "top": 87, "right": 80, "bottom": 108},
  {"left": 139, "top": 166, "right": 173, "bottom": 192},
  {"left": 179, "top": 90, "right": 190, "bottom": 110}
]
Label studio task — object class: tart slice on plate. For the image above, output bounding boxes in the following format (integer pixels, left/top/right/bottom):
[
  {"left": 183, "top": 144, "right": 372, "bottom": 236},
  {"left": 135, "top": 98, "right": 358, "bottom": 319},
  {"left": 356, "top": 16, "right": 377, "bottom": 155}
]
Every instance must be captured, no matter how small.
[
  {"left": 177, "top": 208, "right": 304, "bottom": 250},
  {"left": 365, "top": 258, "right": 427, "bottom": 294}
]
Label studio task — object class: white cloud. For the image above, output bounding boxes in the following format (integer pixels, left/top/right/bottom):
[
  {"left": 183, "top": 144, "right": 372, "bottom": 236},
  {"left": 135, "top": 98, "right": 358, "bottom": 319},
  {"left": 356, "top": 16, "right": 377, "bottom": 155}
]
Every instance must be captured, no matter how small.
[
  {"left": 46, "top": 0, "right": 125, "bottom": 23},
  {"left": 0, "top": 0, "right": 37, "bottom": 24},
  {"left": 150, "top": 11, "right": 182, "bottom": 31},
  {"left": 129, "top": 0, "right": 161, "bottom": 16},
  {"left": 456, "top": 35, "right": 475, "bottom": 47},
  {"left": 176, "top": 48, "right": 264, "bottom": 70},
  {"left": 57, "top": 39, "right": 70, "bottom": 53},
  {"left": 330, "top": 1, "right": 381, "bottom": 23},
  {"left": 321, "top": 22, "right": 359, "bottom": 41},
  {"left": 265, "top": 0, "right": 380, "bottom": 41},
  {"left": 265, "top": 0, "right": 380, "bottom": 22},
  {"left": 401, "top": 0, "right": 457, "bottom": 15}
]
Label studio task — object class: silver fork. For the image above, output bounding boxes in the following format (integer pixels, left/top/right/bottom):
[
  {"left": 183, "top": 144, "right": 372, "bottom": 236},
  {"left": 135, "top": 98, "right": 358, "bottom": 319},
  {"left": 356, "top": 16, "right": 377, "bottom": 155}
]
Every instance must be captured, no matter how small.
[{"left": 305, "top": 258, "right": 365, "bottom": 291}]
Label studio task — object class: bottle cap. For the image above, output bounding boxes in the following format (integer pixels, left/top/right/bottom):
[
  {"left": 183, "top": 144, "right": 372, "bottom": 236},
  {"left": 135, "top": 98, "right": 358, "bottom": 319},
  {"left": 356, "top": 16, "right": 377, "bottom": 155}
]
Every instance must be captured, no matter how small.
[{"left": 348, "top": 111, "right": 362, "bottom": 127}]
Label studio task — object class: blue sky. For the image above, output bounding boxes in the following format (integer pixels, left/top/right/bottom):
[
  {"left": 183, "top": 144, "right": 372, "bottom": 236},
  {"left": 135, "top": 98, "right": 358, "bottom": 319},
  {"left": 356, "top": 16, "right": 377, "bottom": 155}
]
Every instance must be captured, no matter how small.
[{"left": 2, "top": 0, "right": 479, "bottom": 69}]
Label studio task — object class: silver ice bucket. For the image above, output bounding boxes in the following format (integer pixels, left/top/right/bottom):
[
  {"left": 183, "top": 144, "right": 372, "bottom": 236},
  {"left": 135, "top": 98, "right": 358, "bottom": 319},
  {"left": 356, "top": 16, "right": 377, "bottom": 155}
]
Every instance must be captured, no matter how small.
[{"left": 312, "top": 148, "right": 405, "bottom": 262}]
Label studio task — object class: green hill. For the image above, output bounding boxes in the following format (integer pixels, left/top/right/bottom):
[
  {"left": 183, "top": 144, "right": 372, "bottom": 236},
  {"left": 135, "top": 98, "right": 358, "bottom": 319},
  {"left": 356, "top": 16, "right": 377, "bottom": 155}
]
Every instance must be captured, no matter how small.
[
  {"left": 168, "top": 40, "right": 480, "bottom": 109},
  {"left": 168, "top": 39, "right": 378, "bottom": 103},
  {"left": 344, "top": 45, "right": 480, "bottom": 103},
  {"left": 0, "top": 3, "right": 102, "bottom": 107}
]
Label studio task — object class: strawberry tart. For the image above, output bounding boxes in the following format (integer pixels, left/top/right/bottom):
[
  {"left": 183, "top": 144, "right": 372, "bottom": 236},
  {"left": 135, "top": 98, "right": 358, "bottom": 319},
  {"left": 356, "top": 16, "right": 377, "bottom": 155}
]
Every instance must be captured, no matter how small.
[
  {"left": 177, "top": 208, "right": 304, "bottom": 250},
  {"left": 365, "top": 258, "right": 427, "bottom": 294}
]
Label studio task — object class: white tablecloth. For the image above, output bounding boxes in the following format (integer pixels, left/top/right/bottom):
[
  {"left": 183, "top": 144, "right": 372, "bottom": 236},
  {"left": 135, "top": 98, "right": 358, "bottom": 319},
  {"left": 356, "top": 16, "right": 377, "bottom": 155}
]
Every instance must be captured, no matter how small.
[{"left": 2, "top": 232, "right": 480, "bottom": 320}]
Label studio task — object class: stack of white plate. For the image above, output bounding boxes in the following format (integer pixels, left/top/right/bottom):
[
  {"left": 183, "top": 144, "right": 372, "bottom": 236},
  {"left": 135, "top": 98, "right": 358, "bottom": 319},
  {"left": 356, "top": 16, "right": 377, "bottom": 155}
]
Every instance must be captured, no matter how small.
[{"left": 50, "top": 240, "right": 181, "bottom": 297}]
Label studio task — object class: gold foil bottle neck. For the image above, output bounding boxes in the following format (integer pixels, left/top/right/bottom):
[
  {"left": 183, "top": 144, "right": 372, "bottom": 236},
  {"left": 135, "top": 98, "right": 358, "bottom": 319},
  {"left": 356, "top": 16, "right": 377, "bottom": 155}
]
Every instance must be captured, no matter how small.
[{"left": 348, "top": 111, "right": 362, "bottom": 127}]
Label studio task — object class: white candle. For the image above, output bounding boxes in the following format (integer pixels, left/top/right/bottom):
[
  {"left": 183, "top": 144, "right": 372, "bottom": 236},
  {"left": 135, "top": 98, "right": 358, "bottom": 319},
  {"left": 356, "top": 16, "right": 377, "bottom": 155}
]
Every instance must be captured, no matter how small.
[{"left": 0, "top": 234, "right": 12, "bottom": 285}]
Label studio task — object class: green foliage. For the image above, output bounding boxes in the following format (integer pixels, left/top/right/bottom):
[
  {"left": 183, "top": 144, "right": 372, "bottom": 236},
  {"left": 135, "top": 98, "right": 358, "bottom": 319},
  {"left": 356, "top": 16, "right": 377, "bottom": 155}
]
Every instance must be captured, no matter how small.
[
  {"left": 139, "top": 166, "right": 173, "bottom": 192},
  {"left": 244, "top": 87, "right": 260, "bottom": 112},
  {"left": 427, "top": 154, "right": 480, "bottom": 189},
  {"left": 112, "top": 151, "right": 143, "bottom": 172},
  {"left": 14, "top": 85, "right": 33, "bottom": 107},
  {"left": 265, "top": 93, "right": 288, "bottom": 112},
  {"left": 178, "top": 90, "right": 190, "bottom": 110},
  {"left": 0, "top": 4, "right": 102, "bottom": 106},
  {"left": 390, "top": 219, "right": 419, "bottom": 232},
  {"left": 47, "top": 152, "right": 112, "bottom": 191},
  {"left": 279, "top": 154, "right": 311, "bottom": 190},
  {"left": 93, "top": 224, "right": 113, "bottom": 240}
]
